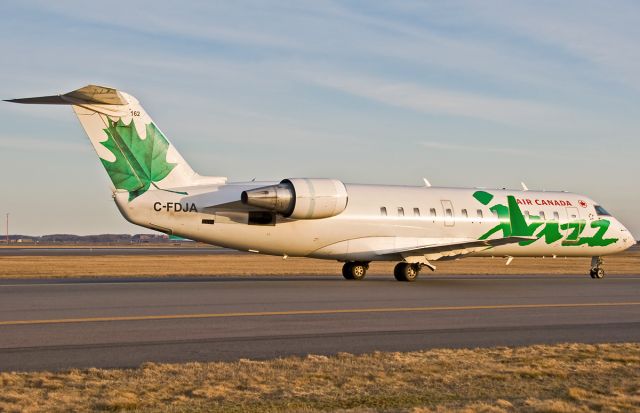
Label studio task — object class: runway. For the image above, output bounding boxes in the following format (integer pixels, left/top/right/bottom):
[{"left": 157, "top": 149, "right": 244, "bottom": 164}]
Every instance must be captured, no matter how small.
[
  {"left": 0, "top": 247, "right": 238, "bottom": 256},
  {"left": 1, "top": 274, "right": 639, "bottom": 371}
]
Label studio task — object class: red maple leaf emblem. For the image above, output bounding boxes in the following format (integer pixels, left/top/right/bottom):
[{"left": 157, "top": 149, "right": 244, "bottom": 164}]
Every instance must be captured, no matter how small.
[{"left": 578, "top": 200, "right": 588, "bottom": 208}]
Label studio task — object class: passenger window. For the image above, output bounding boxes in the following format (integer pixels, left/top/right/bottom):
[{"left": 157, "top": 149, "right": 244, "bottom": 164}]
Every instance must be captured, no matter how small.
[
  {"left": 570, "top": 214, "right": 577, "bottom": 219},
  {"left": 397, "top": 207, "right": 404, "bottom": 216},
  {"left": 445, "top": 208, "right": 453, "bottom": 218},
  {"left": 461, "top": 209, "right": 468, "bottom": 218},
  {"left": 553, "top": 211, "right": 559, "bottom": 220},
  {"left": 380, "top": 207, "right": 387, "bottom": 216},
  {"left": 430, "top": 208, "right": 437, "bottom": 217},
  {"left": 539, "top": 211, "right": 546, "bottom": 220},
  {"left": 492, "top": 210, "right": 499, "bottom": 219},
  {"left": 413, "top": 208, "right": 420, "bottom": 217},
  {"left": 476, "top": 209, "right": 483, "bottom": 219}
]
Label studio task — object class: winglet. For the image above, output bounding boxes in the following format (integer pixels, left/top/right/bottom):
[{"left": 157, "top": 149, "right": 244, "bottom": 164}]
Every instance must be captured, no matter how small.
[{"left": 423, "top": 178, "right": 432, "bottom": 187}]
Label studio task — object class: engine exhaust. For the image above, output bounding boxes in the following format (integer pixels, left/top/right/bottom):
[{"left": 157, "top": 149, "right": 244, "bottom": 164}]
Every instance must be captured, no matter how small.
[{"left": 241, "top": 182, "right": 295, "bottom": 216}]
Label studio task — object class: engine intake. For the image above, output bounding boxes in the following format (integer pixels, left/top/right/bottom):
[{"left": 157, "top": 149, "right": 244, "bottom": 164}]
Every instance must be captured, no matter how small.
[{"left": 241, "top": 178, "right": 348, "bottom": 219}]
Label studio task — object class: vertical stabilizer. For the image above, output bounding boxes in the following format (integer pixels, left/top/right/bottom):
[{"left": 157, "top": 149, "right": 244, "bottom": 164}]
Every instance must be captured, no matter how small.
[{"left": 6, "top": 85, "right": 226, "bottom": 201}]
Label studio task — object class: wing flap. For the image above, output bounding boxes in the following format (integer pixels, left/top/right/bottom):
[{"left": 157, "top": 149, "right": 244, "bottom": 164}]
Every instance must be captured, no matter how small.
[{"left": 407, "top": 236, "right": 532, "bottom": 255}]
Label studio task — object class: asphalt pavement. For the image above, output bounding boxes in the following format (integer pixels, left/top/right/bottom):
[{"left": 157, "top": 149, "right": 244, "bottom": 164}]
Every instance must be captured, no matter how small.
[{"left": 0, "top": 274, "right": 639, "bottom": 371}]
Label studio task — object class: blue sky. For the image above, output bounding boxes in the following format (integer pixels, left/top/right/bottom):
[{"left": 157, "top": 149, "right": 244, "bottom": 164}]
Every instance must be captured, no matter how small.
[{"left": 1, "top": 1, "right": 639, "bottom": 236}]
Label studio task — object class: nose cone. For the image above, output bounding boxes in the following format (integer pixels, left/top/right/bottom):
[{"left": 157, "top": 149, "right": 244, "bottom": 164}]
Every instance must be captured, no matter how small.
[
  {"left": 624, "top": 229, "right": 636, "bottom": 248},
  {"left": 618, "top": 222, "right": 636, "bottom": 251}
]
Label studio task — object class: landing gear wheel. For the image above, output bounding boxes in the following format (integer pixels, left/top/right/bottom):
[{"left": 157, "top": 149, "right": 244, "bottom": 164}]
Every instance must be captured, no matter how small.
[
  {"left": 394, "top": 262, "right": 420, "bottom": 282},
  {"left": 589, "top": 257, "right": 605, "bottom": 279},
  {"left": 590, "top": 267, "right": 605, "bottom": 279},
  {"left": 342, "top": 262, "right": 354, "bottom": 280},
  {"left": 342, "top": 262, "right": 368, "bottom": 280}
]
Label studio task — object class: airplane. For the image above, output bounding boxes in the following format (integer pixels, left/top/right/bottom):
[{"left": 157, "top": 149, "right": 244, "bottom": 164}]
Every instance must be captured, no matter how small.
[{"left": 6, "top": 85, "right": 636, "bottom": 281}]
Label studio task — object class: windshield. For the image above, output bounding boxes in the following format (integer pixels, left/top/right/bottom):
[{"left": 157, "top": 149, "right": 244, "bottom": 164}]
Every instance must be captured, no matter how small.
[{"left": 594, "top": 205, "right": 611, "bottom": 216}]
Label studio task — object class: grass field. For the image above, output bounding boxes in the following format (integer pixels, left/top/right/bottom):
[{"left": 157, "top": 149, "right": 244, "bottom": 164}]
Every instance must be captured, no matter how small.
[
  {"left": 0, "top": 343, "right": 638, "bottom": 412},
  {"left": 0, "top": 246, "right": 637, "bottom": 278}
]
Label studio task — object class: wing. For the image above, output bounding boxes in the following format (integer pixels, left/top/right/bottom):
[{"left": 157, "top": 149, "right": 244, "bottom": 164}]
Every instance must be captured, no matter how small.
[{"left": 376, "top": 236, "right": 533, "bottom": 265}]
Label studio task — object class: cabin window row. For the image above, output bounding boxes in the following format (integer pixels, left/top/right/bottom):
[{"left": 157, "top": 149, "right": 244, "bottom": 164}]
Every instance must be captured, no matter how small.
[
  {"left": 380, "top": 207, "right": 483, "bottom": 219},
  {"left": 523, "top": 211, "right": 561, "bottom": 221},
  {"left": 380, "top": 207, "right": 563, "bottom": 221}
]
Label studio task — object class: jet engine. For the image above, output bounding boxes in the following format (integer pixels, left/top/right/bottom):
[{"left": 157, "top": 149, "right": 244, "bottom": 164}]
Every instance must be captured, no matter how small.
[{"left": 241, "top": 178, "right": 348, "bottom": 219}]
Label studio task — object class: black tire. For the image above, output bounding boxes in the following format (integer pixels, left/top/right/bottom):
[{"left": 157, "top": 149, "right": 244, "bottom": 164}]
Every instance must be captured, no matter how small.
[
  {"left": 342, "top": 262, "right": 354, "bottom": 280},
  {"left": 343, "top": 262, "right": 367, "bottom": 280},
  {"left": 594, "top": 268, "right": 605, "bottom": 279},
  {"left": 394, "top": 262, "right": 419, "bottom": 282},
  {"left": 394, "top": 263, "right": 404, "bottom": 281}
]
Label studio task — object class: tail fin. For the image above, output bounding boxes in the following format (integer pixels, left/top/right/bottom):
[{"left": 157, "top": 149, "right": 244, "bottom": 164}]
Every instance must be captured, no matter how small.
[
  {"left": 6, "top": 85, "right": 225, "bottom": 201},
  {"left": 507, "top": 195, "right": 533, "bottom": 236}
]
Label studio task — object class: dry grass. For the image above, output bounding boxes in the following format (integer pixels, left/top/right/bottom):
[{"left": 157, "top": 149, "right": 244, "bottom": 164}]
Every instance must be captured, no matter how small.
[
  {"left": 0, "top": 343, "right": 638, "bottom": 412},
  {"left": 0, "top": 247, "right": 638, "bottom": 278}
]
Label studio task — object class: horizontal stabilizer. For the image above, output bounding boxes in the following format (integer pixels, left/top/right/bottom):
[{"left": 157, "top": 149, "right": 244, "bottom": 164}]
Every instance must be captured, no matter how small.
[{"left": 5, "top": 85, "right": 128, "bottom": 105}]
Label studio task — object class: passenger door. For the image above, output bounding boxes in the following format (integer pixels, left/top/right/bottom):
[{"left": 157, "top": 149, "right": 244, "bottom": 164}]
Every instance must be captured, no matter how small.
[
  {"left": 441, "top": 200, "right": 455, "bottom": 227},
  {"left": 564, "top": 207, "right": 583, "bottom": 242}
]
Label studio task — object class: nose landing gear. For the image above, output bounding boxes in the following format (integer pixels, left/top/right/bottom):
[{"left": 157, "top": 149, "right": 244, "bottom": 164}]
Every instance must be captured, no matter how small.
[
  {"left": 590, "top": 256, "right": 605, "bottom": 279},
  {"left": 342, "top": 262, "right": 369, "bottom": 280}
]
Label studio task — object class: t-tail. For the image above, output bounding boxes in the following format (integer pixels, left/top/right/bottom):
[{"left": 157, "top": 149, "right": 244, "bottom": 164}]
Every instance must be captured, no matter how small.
[{"left": 6, "top": 85, "right": 225, "bottom": 201}]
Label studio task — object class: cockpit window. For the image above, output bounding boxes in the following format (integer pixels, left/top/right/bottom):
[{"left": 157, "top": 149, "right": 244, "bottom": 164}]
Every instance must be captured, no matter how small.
[{"left": 594, "top": 205, "right": 611, "bottom": 216}]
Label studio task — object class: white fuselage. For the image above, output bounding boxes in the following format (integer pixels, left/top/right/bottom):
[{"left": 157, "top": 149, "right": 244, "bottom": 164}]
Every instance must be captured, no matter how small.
[
  {"left": 10, "top": 84, "right": 633, "bottom": 267},
  {"left": 115, "top": 182, "right": 635, "bottom": 261}
]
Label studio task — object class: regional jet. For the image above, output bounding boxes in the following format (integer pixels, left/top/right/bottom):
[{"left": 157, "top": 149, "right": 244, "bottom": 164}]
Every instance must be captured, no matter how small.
[{"left": 6, "top": 85, "right": 635, "bottom": 280}]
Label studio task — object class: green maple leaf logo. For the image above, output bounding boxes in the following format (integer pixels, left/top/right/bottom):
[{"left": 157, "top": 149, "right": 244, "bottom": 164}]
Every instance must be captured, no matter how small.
[{"left": 100, "top": 118, "right": 177, "bottom": 201}]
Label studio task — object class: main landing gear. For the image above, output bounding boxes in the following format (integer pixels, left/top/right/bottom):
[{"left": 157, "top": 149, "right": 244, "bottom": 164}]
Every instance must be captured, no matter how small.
[
  {"left": 394, "top": 262, "right": 421, "bottom": 282},
  {"left": 341, "top": 261, "right": 430, "bottom": 282},
  {"left": 590, "top": 256, "right": 605, "bottom": 279},
  {"left": 342, "top": 261, "right": 369, "bottom": 280}
]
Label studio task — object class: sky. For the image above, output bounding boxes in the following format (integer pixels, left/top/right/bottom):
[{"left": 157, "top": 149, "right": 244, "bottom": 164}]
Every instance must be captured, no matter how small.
[{"left": 1, "top": 1, "right": 638, "bottom": 237}]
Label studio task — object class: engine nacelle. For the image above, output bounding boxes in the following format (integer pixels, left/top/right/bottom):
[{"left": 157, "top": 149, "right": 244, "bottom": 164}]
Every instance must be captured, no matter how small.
[{"left": 241, "top": 178, "right": 348, "bottom": 219}]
